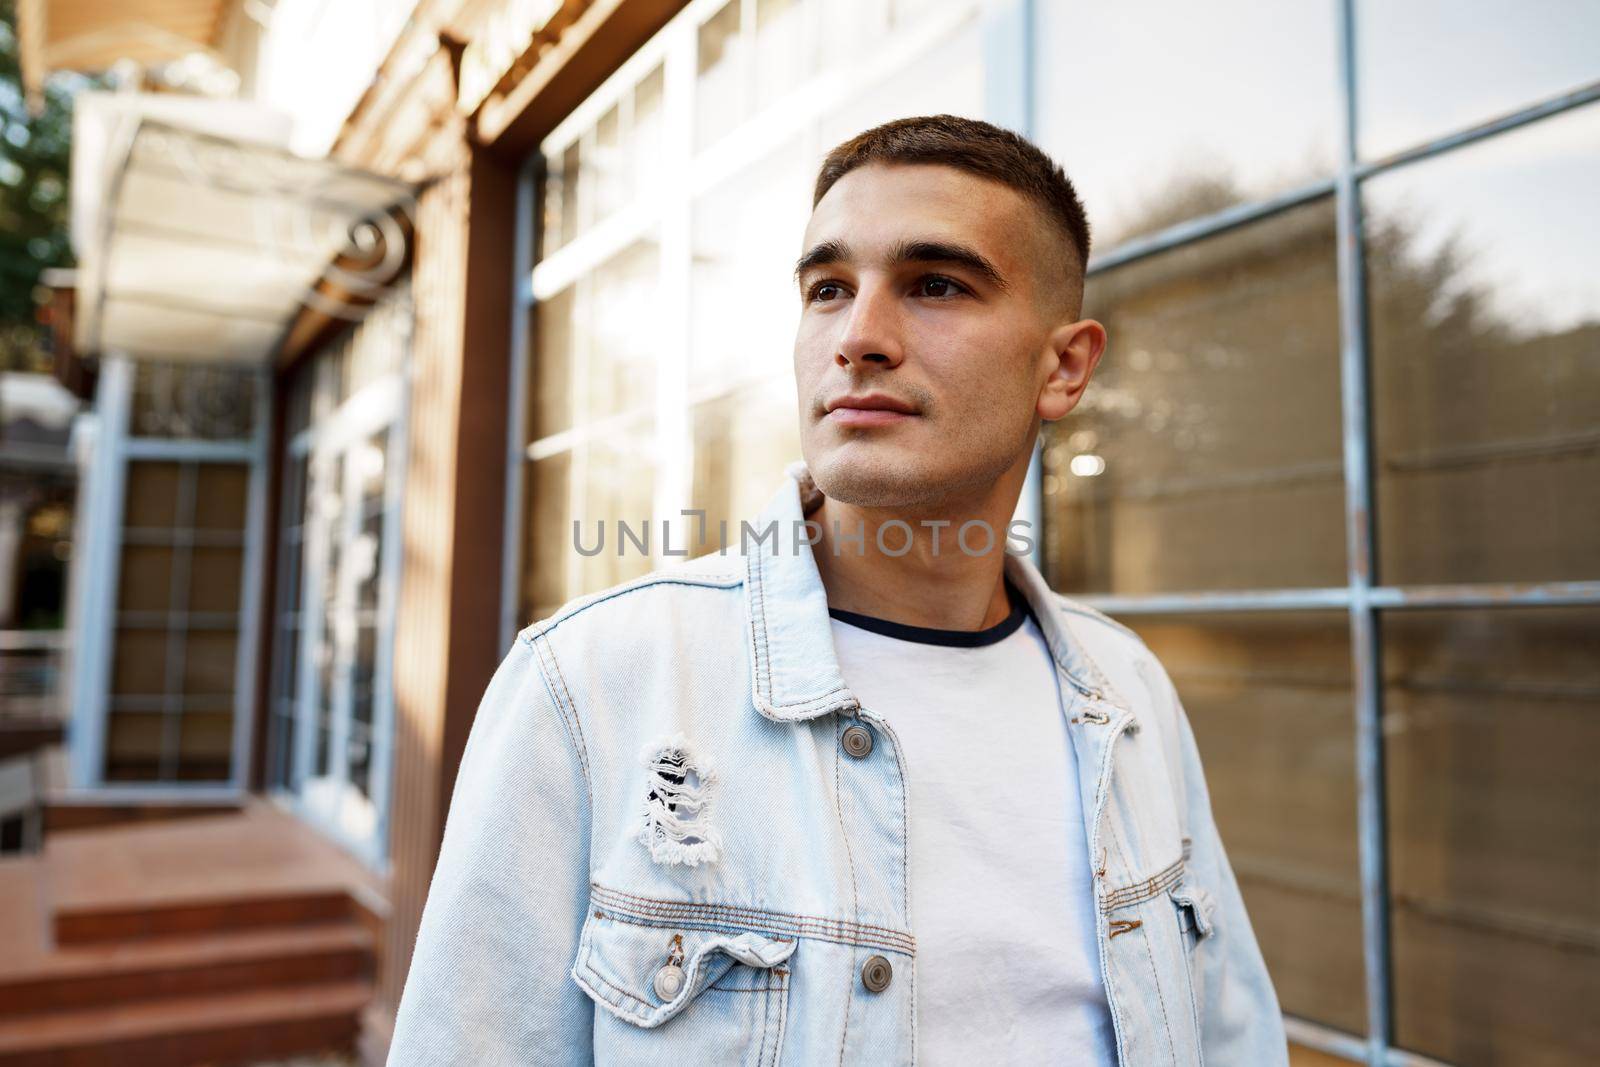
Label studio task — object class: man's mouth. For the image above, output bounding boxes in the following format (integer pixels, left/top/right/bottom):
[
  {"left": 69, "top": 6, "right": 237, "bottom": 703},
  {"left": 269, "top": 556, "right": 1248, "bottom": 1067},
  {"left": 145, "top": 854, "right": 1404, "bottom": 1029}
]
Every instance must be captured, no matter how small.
[{"left": 823, "top": 393, "right": 920, "bottom": 426}]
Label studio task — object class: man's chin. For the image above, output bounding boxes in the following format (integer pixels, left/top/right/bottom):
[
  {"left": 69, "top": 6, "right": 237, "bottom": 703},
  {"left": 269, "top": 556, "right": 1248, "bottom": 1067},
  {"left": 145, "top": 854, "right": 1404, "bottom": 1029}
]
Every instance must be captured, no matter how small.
[{"left": 806, "top": 442, "right": 945, "bottom": 509}]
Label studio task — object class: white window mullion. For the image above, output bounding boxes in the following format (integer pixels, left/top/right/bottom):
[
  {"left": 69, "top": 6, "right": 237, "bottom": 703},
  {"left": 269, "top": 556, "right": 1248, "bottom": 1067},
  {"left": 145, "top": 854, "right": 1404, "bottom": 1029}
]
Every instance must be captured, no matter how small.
[
  {"left": 652, "top": 19, "right": 699, "bottom": 555},
  {"left": 68, "top": 355, "right": 134, "bottom": 789}
]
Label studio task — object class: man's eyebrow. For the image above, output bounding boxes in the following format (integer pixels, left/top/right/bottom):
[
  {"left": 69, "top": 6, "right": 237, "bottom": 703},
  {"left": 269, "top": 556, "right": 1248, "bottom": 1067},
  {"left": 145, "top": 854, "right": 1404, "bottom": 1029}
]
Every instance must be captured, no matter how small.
[
  {"left": 891, "top": 239, "right": 1011, "bottom": 292},
  {"left": 791, "top": 237, "right": 1011, "bottom": 292},
  {"left": 793, "top": 239, "right": 850, "bottom": 284}
]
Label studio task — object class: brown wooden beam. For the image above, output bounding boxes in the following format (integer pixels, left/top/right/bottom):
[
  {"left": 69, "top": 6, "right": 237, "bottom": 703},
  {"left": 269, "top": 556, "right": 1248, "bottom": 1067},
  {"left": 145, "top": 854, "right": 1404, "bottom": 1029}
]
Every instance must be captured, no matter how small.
[
  {"left": 474, "top": 0, "right": 687, "bottom": 159},
  {"left": 371, "top": 141, "right": 518, "bottom": 1061}
]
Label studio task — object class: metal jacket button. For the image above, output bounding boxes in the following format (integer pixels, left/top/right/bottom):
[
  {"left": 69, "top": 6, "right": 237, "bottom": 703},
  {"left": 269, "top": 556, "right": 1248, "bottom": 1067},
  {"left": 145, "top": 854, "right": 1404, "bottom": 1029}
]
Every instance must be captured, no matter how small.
[
  {"left": 841, "top": 724, "right": 874, "bottom": 759},
  {"left": 861, "top": 954, "right": 892, "bottom": 992},
  {"left": 653, "top": 963, "right": 685, "bottom": 1000}
]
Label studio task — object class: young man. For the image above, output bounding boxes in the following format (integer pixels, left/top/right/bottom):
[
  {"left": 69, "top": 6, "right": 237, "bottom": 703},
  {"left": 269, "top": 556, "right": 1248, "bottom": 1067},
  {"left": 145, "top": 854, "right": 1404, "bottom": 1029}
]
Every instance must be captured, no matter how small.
[{"left": 388, "top": 115, "right": 1287, "bottom": 1065}]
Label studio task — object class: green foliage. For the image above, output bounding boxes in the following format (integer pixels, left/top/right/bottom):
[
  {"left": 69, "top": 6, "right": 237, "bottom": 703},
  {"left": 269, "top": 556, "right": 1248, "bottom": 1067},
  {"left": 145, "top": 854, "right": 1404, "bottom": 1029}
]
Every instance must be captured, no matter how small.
[{"left": 0, "top": 0, "right": 84, "bottom": 372}]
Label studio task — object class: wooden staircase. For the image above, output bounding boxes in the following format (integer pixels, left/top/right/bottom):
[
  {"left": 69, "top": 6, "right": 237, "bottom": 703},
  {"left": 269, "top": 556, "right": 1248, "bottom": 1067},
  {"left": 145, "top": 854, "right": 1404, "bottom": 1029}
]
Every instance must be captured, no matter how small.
[{"left": 0, "top": 801, "right": 386, "bottom": 1066}]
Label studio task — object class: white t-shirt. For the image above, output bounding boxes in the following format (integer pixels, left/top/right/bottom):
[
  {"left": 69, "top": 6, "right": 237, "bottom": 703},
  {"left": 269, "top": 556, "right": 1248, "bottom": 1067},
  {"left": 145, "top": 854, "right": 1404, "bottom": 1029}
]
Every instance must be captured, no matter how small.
[{"left": 828, "top": 585, "right": 1117, "bottom": 1065}]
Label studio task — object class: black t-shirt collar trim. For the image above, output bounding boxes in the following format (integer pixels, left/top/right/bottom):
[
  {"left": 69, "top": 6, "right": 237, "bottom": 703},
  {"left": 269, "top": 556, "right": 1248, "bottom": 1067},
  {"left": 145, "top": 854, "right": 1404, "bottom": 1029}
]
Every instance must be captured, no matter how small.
[{"left": 828, "top": 579, "right": 1031, "bottom": 648}]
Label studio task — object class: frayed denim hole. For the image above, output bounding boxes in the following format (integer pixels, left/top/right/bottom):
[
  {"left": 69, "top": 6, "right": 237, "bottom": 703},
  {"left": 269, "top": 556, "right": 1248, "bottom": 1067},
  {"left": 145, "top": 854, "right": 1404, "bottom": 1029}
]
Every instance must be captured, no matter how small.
[{"left": 638, "top": 737, "right": 723, "bottom": 867}]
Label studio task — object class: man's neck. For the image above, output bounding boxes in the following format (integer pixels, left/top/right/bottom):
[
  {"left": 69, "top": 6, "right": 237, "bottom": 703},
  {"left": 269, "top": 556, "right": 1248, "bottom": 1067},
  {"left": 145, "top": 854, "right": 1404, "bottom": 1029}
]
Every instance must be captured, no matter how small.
[{"left": 809, "top": 469, "right": 1028, "bottom": 633}]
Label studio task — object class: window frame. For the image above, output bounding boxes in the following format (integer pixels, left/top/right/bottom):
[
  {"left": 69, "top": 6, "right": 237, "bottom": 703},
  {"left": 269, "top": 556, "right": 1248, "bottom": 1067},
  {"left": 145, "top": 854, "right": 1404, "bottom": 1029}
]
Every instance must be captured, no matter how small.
[
  {"left": 68, "top": 355, "right": 271, "bottom": 799},
  {"left": 264, "top": 330, "right": 411, "bottom": 872}
]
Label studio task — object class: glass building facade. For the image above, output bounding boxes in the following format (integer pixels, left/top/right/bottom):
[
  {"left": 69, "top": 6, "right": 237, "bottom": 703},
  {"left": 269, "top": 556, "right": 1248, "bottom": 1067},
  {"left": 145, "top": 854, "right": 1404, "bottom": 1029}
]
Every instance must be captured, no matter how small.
[{"left": 509, "top": 1, "right": 1600, "bottom": 1063}]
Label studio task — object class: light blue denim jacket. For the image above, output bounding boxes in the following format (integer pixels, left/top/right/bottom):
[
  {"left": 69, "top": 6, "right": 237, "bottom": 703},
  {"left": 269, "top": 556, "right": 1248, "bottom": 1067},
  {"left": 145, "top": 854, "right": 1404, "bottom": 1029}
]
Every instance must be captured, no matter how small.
[{"left": 388, "top": 464, "right": 1288, "bottom": 1066}]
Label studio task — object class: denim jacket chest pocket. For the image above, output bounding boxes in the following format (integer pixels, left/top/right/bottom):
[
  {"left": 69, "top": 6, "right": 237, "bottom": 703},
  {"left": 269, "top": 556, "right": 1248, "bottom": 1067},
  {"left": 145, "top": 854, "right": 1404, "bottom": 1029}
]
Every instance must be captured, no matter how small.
[{"left": 571, "top": 901, "right": 797, "bottom": 1067}]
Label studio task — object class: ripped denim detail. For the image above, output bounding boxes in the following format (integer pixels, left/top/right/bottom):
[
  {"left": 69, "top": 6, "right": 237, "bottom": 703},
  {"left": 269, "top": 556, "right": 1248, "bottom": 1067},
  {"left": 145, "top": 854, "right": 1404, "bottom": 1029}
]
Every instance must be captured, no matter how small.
[{"left": 637, "top": 732, "right": 723, "bottom": 867}]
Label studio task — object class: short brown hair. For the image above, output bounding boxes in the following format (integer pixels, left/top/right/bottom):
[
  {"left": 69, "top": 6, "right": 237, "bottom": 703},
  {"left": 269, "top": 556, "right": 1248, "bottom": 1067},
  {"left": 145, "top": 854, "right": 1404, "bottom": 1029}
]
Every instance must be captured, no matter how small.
[{"left": 812, "top": 114, "right": 1092, "bottom": 302}]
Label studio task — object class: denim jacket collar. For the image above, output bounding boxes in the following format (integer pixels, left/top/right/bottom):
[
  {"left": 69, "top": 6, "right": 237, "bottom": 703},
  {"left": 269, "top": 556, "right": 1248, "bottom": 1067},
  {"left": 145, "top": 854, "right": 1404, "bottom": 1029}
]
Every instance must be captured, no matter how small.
[{"left": 742, "top": 461, "right": 1129, "bottom": 723}]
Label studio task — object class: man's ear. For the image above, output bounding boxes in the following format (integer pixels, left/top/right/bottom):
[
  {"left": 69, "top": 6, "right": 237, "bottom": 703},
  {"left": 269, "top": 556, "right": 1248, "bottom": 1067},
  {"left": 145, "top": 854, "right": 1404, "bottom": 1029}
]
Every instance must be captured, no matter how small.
[{"left": 1037, "top": 318, "right": 1107, "bottom": 422}]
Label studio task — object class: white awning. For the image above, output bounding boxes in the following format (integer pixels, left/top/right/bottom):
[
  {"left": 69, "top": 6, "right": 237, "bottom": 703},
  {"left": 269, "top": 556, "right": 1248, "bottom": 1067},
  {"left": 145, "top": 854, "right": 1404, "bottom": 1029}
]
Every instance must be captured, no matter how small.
[
  {"left": 71, "top": 93, "right": 415, "bottom": 365},
  {"left": 17, "top": 0, "right": 230, "bottom": 104}
]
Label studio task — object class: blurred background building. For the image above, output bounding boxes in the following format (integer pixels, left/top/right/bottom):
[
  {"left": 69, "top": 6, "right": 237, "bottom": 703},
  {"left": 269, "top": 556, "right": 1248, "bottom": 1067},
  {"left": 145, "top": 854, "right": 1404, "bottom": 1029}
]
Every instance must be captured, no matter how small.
[{"left": 0, "top": 0, "right": 1594, "bottom": 1065}]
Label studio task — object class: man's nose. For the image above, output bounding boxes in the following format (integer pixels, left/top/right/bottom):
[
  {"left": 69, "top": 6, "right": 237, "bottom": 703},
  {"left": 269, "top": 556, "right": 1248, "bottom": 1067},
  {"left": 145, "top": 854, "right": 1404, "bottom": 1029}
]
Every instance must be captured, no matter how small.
[{"left": 835, "top": 281, "right": 904, "bottom": 369}]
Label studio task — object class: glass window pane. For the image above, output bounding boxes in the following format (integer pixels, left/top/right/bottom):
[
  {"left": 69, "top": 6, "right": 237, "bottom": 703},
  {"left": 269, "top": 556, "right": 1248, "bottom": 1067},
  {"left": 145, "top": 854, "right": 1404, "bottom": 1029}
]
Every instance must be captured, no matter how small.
[
  {"left": 315, "top": 720, "right": 333, "bottom": 781},
  {"left": 816, "top": 10, "right": 983, "bottom": 148},
  {"left": 755, "top": 0, "right": 810, "bottom": 110},
  {"left": 1036, "top": 0, "right": 1338, "bottom": 250},
  {"left": 345, "top": 301, "right": 408, "bottom": 401},
  {"left": 691, "top": 140, "right": 810, "bottom": 384},
  {"left": 522, "top": 451, "right": 571, "bottom": 624},
  {"left": 192, "top": 464, "right": 249, "bottom": 531},
  {"left": 118, "top": 545, "right": 174, "bottom": 613},
  {"left": 357, "top": 432, "right": 388, "bottom": 506},
  {"left": 563, "top": 139, "right": 588, "bottom": 252},
  {"left": 177, "top": 711, "right": 233, "bottom": 781},
  {"left": 1356, "top": 0, "right": 1600, "bottom": 160},
  {"left": 104, "top": 711, "right": 166, "bottom": 781},
  {"left": 267, "top": 449, "right": 307, "bottom": 793},
  {"left": 532, "top": 285, "right": 575, "bottom": 440},
  {"left": 123, "top": 461, "right": 180, "bottom": 528},
  {"left": 812, "top": 0, "right": 893, "bottom": 77},
  {"left": 592, "top": 102, "right": 627, "bottom": 222},
  {"left": 188, "top": 547, "right": 244, "bottom": 614},
  {"left": 1043, "top": 201, "right": 1346, "bottom": 595},
  {"left": 888, "top": 0, "right": 963, "bottom": 23},
  {"left": 587, "top": 238, "right": 661, "bottom": 422},
  {"left": 540, "top": 146, "right": 567, "bottom": 261},
  {"left": 325, "top": 337, "right": 355, "bottom": 415},
  {"left": 182, "top": 630, "right": 237, "bottom": 696},
  {"left": 689, "top": 376, "right": 802, "bottom": 553},
  {"left": 349, "top": 707, "right": 373, "bottom": 801},
  {"left": 354, "top": 626, "right": 377, "bottom": 694},
  {"left": 574, "top": 436, "right": 656, "bottom": 597},
  {"left": 282, "top": 455, "right": 308, "bottom": 538},
  {"left": 1127, "top": 611, "right": 1364, "bottom": 1036},
  {"left": 112, "top": 629, "right": 169, "bottom": 695},
  {"left": 1384, "top": 606, "right": 1600, "bottom": 1065},
  {"left": 286, "top": 366, "right": 313, "bottom": 438},
  {"left": 268, "top": 706, "right": 296, "bottom": 791},
  {"left": 357, "top": 514, "right": 384, "bottom": 612},
  {"left": 1365, "top": 103, "right": 1600, "bottom": 586},
  {"left": 521, "top": 436, "right": 654, "bottom": 625},
  {"left": 631, "top": 64, "right": 665, "bottom": 198},
  {"left": 696, "top": 0, "right": 744, "bottom": 151}
]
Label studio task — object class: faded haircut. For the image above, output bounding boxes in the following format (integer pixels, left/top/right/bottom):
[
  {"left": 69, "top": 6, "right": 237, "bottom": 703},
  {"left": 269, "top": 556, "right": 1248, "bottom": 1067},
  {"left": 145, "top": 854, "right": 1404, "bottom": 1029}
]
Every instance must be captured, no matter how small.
[{"left": 812, "top": 114, "right": 1092, "bottom": 315}]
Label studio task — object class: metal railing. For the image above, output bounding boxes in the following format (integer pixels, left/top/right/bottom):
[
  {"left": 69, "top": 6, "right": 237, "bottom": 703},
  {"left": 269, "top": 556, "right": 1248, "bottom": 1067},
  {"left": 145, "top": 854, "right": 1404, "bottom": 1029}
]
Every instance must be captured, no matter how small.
[
  {"left": 0, "top": 630, "right": 66, "bottom": 719},
  {"left": 0, "top": 630, "right": 68, "bottom": 854}
]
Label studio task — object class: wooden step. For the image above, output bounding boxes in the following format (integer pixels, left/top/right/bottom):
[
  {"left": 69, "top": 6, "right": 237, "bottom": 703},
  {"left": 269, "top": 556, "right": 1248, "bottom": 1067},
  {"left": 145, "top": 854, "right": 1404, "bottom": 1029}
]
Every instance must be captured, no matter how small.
[
  {"left": 0, "top": 979, "right": 371, "bottom": 1067},
  {"left": 42, "top": 799, "right": 241, "bottom": 836},
  {"left": 0, "top": 922, "right": 373, "bottom": 1018},
  {"left": 54, "top": 890, "right": 358, "bottom": 946},
  {"left": 41, "top": 799, "right": 385, "bottom": 949}
]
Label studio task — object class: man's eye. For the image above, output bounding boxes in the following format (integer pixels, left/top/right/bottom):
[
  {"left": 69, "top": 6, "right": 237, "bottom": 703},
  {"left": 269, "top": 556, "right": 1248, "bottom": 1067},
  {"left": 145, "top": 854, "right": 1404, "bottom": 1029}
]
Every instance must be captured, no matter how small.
[
  {"left": 918, "top": 275, "right": 965, "bottom": 298},
  {"left": 808, "top": 281, "right": 845, "bottom": 302}
]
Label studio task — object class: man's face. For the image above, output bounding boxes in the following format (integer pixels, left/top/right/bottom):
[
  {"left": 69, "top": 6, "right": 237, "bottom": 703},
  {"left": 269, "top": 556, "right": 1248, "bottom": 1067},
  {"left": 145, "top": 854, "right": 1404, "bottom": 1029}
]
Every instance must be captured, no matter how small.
[{"left": 792, "top": 162, "right": 1088, "bottom": 510}]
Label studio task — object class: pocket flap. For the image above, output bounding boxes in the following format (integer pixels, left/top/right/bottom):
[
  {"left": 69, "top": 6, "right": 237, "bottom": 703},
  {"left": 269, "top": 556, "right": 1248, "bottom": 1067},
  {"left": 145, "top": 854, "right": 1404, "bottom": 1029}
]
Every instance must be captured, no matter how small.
[
  {"left": 1169, "top": 879, "right": 1217, "bottom": 939},
  {"left": 571, "top": 908, "right": 798, "bottom": 1028}
]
